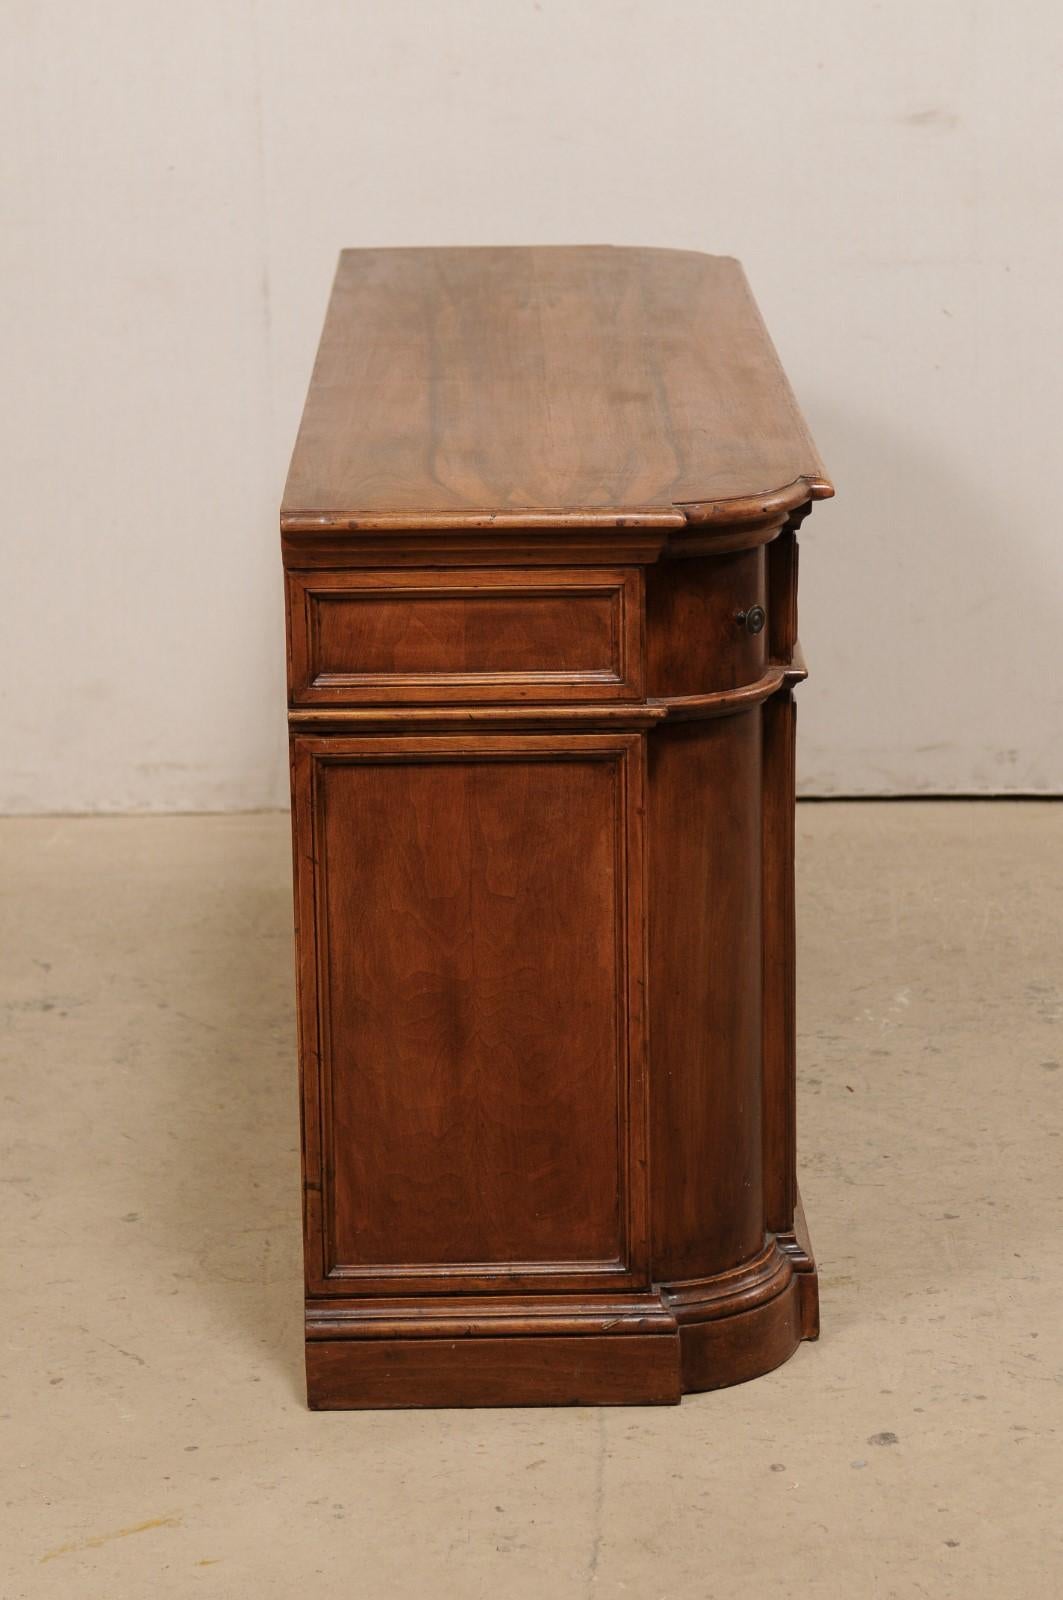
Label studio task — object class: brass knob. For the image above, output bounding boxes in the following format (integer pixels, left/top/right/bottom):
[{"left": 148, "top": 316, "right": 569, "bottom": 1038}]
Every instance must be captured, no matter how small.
[{"left": 736, "top": 605, "right": 766, "bottom": 635}]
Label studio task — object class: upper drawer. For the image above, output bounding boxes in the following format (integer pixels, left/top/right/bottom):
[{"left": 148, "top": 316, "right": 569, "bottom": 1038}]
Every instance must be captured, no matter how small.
[
  {"left": 644, "top": 545, "right": 768, "bottom": 697},
  {"left": 286, "top": 568, "right": 643, "bottom": 705}
]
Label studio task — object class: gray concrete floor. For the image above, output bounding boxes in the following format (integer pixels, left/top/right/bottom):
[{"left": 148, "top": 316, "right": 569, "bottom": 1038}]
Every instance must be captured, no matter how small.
[{"left": 2, "top": 804, "right": 1061, "bottom": 1597}]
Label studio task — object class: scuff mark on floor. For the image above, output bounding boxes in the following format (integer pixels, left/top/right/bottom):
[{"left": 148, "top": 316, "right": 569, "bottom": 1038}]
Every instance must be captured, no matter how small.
[{"left": 40, "top": 1514, "right": 181, "bottom": 1563}]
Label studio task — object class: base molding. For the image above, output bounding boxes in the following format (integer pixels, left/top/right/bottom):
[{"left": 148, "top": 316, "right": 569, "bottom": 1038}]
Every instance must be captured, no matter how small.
[
  {"left": 676, "top": 1268, "right": 805, "bottom": 1394},
  {"left": 307, "top": 1333, "right": 681, "bottom": 1409},
  {"left": 304, "top": 1223, "right": 819, "bottom": 1409}
]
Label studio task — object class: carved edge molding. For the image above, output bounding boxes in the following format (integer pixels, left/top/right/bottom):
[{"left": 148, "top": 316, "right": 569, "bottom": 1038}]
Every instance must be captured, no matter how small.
[
  {"left": 286, "top": 655, "right": 808, "bottom": 733},
  {"left": 280, "top": 477, "right": 833, "bottom": 536},
  {"left": 649, "top": 658, "right": 807, "bottom": 723},
  {"left": 306, "top": 1295, "right": 676, "bottom": 1341},
  {"left": 281, "top": 506, "right": 687, "bottom": 534},
  {"left": 280, "top": 487, "right": 828, "bottom": 568},
  {"left": 305, "top": 1234, "right": 808, "bottom": 1344},
  {"left": 674, "top": 474, "right": 834, "bottom": 527},
  {"left": 288, "top": 704, "right": 668, "bottom": 732}
]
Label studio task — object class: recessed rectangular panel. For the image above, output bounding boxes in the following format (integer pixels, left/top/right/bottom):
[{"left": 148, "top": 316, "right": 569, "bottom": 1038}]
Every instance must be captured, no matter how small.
[
  {"left": 294, "top": 735, "right": 646, "bottom": 1293},
  {"left": 315, "top": 589, "right": 615, "bottom": 676},
  {"left": 286, "top": 568, "right": 642, "bottom": 704}
]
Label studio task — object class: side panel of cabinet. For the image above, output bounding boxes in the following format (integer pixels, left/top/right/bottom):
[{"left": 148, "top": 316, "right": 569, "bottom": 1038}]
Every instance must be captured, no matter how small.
[
  {"left": 647, "top": 711, "right": 765, "bottom": 1282},
  {"left": 763, "top": 526, "right": 799, "bottom": 1234},
  {"left": 290, "top": 732, "right": 648, "bottom": 1297},
  {"left": 762, "top": 688, "right": 797, "bottom": 1235}
]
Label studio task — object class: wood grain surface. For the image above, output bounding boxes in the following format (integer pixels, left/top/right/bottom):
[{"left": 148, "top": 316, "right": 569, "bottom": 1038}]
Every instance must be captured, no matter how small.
[
  {"left": 306, "top": 1334, "right": 681, "bottom": 1409},
  {"left": 282, "top": 247, "right": 830, "bottom": 1405},
  {"left": 291, "top": 733, "right": 648, "bottom": 1296},
  {"left": 282, "top": 246, "right": 832, "bottom": 531},
  {"left": 647, "top": 715, "right": 765, "bottom": 1282},
  {"left": 286, "top": 567, "right": 643, "bottom": 705}
]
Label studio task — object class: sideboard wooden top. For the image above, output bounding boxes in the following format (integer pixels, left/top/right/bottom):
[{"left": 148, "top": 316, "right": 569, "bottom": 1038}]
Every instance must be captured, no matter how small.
[{"left": 282, "top": 246, "right": 832, "bottom": 534}]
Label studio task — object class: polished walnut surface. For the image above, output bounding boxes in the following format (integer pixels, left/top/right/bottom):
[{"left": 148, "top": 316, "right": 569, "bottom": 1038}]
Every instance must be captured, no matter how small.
[
  {"left": 282, "top": 246, "right": 832, "bottom": 1408},
  {"left": 282, "top": 246, "right": 831, "bottom": 531}
]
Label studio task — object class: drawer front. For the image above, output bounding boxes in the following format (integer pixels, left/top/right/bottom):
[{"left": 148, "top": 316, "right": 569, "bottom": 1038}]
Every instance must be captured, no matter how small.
[
  {"left": 286, "top": 568, "right": 643, "bottom": 705},
  {"left": 645, "top": 547, "right": 768, "bottom": 697}
]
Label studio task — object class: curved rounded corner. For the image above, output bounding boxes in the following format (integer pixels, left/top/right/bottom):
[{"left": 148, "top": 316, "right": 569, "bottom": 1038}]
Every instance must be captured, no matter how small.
[
  {"left": 677, "top": 1271, "right": 809, "bottom": 1392},
  {"left": 664, "top": 1241, "right": 820, "bottom": 1394},
  {"left": 631, "top": 244, "right": 741, "bottom": 268},
  {"left": 675, "top": 475, "right": 834, "bottom": 529}
]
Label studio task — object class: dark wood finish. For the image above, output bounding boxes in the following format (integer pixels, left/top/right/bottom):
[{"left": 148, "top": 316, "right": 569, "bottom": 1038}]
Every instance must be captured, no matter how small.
[
  {"left": 762, "top": 688, "right": 798, "bottom": 1235},
  {"left": 286, "top": 567, "right": 642, "bottom": 704},
  {"left": 645, "top": 548, "right": 767, "bottom": 696},
  {"left": 307, "top": 1335, "right": 681, "bottom": 1410},
  {"left": 647, "top": 716, "right": 764, "bottom": 1283},
  {"left": 282, "top": 246, "right": 833, "bottom": 1408},
  {"left": 677, "top": 1273, "right": 803, "bottom": 1395},
  {"left": 290, "top": 733, "right": 648, "bottom": 1295}
]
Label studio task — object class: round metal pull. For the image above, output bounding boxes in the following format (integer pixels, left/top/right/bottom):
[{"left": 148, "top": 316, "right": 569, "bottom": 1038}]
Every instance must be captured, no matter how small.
[{"left": 736, "top": 605, "right": 766, "bottom": 636}]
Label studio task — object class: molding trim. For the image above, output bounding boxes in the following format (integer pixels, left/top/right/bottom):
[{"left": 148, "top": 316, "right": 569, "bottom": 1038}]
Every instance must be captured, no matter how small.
[
  {"left": 287, "top": 652, "right": 809, "bottom": 733},
  {"left": 280, "top": 478, "right": 833, "bottom": 537},
  {"left": 652, "top": 650, "right": 808, "bottom": 722},
  {"left": 661, "top": 1239, "right": 795, "bottom": 1324},
  {"left": 288, "top": 703, "right": 667, "bottom": 731},
  {"left": 302, "top": 1229, "right": 819, "bottom": 1404},
  {"left": 281, "top": 506, "right": 686, "bottom": 534},
  {"left": 675, "top": 474, "right": 834, "bottom": 527},
  {"left": 306, "top": 1292, "right": 677, "bottom": 1342},
  {"left": 280, "top": 488, "right": 830, "bottom": 570}
]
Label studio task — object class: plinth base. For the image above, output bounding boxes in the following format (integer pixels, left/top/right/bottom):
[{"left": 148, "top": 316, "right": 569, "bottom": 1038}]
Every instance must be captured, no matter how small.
[{"left": 305, "top": 1210, "right": 818, "bottom": 1410}]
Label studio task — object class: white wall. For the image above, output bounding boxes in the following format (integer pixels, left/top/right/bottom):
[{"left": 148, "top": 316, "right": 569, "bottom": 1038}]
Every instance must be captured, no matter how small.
[{"left": 3, "top": 0, "right": 1061, "bottom": 810}]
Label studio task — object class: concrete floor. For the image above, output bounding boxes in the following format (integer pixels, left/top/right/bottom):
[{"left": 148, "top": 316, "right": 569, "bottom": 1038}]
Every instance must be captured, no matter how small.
[{"left": 2, "top": 804, "right": 1060, "bottom": 1597}]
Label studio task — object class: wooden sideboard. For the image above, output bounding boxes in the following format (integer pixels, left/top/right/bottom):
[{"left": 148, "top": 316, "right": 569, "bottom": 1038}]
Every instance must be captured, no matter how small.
[{"left": 281, "top": 246, "right": 833, "bottom": 1408}]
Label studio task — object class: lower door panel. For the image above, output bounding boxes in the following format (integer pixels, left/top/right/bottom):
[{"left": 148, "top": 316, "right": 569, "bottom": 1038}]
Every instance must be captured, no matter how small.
[{"left": 291, "top": 732, "right": 648, "bottom": 1297}]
